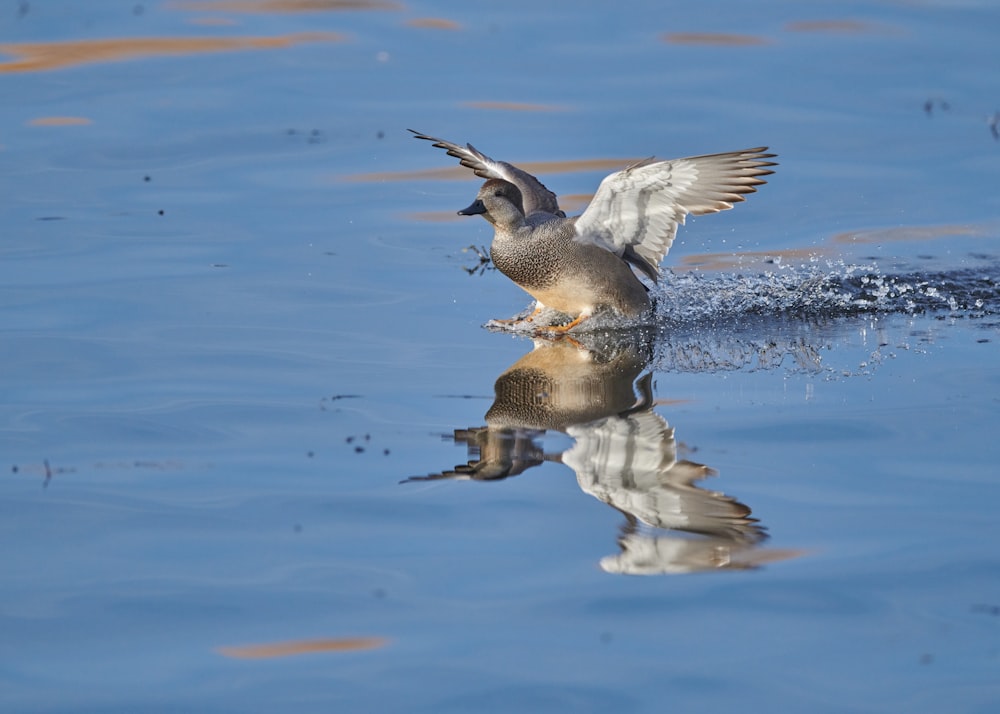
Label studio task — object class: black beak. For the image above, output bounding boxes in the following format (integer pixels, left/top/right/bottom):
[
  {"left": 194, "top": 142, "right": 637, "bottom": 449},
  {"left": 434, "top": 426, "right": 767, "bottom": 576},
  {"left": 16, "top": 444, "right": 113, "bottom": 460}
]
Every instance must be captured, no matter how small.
[{"left": 458, "top": 199, "right": 487, "bottom": 216}]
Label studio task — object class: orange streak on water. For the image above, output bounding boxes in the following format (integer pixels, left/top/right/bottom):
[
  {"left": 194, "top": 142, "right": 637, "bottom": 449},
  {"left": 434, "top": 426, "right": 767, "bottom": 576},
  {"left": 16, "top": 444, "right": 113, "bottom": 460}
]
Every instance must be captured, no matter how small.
[
  {"left": 28, "top": 116, "right": 93, "bottom": 126},
  {"left": 678, "top": 247, "right": 829, "bottom": 272},
  {"left": 0, "top": 32, "right": 345, "bottom": 73},
  {"left": 831, "top": 224, "right": 984, "bottom": 244},
  {"left": 216, "top": 636, "right": 388, "bottom": 659},
  {"left": 404, "top": 17, "right": 461, "bottom": 30},
  {"left": 662, "top": 32, "right": 770, "bottom": 46}
]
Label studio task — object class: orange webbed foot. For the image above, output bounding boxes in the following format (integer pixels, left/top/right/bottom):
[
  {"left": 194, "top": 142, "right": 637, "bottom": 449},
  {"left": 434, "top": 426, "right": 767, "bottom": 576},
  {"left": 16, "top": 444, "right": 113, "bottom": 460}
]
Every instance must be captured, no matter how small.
[
  {"left": 493, "top": 305, "right": 544, "bottom": 325},
  {"left": 535, "top": 313, "right": 589, "bottom": 334}
]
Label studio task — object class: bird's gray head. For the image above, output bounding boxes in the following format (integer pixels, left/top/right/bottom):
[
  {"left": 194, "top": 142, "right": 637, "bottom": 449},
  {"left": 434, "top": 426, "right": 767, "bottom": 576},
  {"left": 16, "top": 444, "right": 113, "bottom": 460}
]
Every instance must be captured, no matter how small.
[{"left": 458, "top": 179, "right": 525, "bottom": 227}]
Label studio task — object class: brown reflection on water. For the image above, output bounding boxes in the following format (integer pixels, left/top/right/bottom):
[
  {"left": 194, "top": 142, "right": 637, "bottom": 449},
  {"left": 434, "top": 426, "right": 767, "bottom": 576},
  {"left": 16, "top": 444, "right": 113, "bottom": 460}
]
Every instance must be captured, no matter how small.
[
  {"left": 405, "top": 17, "right": 461, "bottom": 30},
  {"left": 170, "top": 0, "right": 401, "bottom": 12},
  {"left": 0, "top": 32, "right": 344, "bottom": 73},
  {"left": 679, "top": 247, "right": 830, "bottom": 272},
  {"left": 405, "top": 210, "right": 466, "bottom": 223},
  {"left": 462, "top": 100, "right": 570, "bottom": 113},
  {"left": 216, "top": 636, "right": 387, "bottom": 659},
  {"left": 831, "top": 224, "right": 985, "bottom": 244},
  {"left": 346, "top": 158, "right": 635, "bottom": 183},
  {"left": 27, "top": 116, "right": 92, "bottom": 126},
  {"left": 682, "top": 224, "right": 988, "bottom": 273},
  {"left": 556, "top": 193, "right": 593, "bottom": 214},
  {"left": 662, "top": 32, "right": 770, "bottom": 46}
]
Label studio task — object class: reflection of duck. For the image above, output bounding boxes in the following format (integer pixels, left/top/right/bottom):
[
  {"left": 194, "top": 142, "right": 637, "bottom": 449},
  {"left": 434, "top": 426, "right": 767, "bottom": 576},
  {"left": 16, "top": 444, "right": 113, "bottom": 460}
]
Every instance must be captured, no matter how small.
[
  {"left": 406, "top": 336, "right": 647, "bottom": 481},
  {"left": 411, "top": 130, "right": 775, "bottom": 332},
  {"left": 407, "top": 336, "right": 798, "bottom": 574}
]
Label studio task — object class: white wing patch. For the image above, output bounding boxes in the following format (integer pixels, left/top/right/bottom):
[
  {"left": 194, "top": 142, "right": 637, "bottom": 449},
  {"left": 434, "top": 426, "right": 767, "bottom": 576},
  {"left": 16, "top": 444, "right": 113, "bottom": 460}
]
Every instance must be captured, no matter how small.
[{"left": 574, "top": 149, "right": 776, "bottom": 282}]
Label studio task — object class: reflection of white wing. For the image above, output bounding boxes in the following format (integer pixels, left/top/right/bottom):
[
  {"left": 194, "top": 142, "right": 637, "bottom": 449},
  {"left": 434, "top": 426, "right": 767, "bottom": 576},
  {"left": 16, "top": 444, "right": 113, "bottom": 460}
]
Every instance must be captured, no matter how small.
[
  {"left": 564, "top": 411, "right": 759, "bottom": 540},
  {"left": 565, "top": 410, "right": 676, "bottom": 495},
  {"left": 600, "top": 532, "right": 795, "bottom": 576},
  {"left": 573, "top": 149, "right": 776, "bottom": 281},
  {"left": 601, "top": 533, "right": 743, "bottom": 575}
]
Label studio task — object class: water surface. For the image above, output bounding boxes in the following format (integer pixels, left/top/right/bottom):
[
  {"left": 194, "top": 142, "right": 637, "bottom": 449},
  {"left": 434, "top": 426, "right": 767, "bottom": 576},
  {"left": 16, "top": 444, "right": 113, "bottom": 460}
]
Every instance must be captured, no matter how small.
[{"left": 3, "top": 1, "right": 1000, "bottom": 712}]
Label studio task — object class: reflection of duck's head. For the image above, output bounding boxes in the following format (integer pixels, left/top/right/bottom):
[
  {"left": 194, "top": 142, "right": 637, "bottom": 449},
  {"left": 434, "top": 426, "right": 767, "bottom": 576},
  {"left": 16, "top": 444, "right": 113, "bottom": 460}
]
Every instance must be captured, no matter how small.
[{"left": 402, "top": 427, "right": 545, "bottom": 483}]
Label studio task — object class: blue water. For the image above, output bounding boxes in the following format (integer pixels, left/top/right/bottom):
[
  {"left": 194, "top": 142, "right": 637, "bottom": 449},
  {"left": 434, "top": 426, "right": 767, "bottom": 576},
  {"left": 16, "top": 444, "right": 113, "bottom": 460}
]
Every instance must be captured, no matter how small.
[{"left": 3, "top": 1, "right": 1000, "bottom": 712}]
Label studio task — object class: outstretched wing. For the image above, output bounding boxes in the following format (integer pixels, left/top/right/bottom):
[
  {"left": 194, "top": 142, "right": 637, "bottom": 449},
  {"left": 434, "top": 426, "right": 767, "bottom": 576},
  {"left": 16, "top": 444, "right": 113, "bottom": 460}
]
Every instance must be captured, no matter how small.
[
  {"left": 409, "top": 129, "right": 564, "bottom": 217},
  {"left": 574, "top": 148, "right": 776, "bottom": 282}
]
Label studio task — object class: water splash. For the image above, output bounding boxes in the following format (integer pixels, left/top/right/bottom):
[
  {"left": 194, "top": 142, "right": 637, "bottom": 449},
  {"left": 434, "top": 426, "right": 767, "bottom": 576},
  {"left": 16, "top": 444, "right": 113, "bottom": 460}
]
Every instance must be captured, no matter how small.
[
  {"left": 646, "top": 260, "right": 1000, "bottom": 374},
  {"left": 655, "top": 260, "right": 1000, "bottom": 324},
  {"left": 487, "top": 260, "right": 1000, "bottom": 376}
]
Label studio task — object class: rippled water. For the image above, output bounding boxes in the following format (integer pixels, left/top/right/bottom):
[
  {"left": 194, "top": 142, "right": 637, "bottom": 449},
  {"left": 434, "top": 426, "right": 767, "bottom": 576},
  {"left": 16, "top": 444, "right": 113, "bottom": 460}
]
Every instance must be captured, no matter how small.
[{"left": 3, "top": 1, "right": 1000, "bottom": 712}]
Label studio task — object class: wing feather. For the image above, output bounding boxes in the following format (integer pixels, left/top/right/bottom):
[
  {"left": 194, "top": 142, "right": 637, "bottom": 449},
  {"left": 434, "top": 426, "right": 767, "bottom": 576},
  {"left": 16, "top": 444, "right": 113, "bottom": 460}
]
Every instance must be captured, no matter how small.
[
  {"left": 409, "top": 129, "right": 564, "bottom": 217},
  {"left": 574, "top": 148, "right": 776, "bottom": 281}
]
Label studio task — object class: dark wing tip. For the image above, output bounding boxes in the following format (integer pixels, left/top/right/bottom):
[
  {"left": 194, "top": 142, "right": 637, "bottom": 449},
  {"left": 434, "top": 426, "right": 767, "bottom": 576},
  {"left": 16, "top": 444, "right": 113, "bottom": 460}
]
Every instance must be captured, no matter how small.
[
  {"left": 747, "top": 148, "right": 778, "bottom": 166},
  {"left": 409, "top": 130, "right": 457, "bottom": 153}
]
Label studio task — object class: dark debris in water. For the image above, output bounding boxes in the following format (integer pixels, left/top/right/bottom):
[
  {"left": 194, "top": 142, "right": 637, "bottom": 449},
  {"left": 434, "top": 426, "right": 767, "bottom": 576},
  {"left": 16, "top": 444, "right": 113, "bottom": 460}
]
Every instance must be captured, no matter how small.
[
  {"left": 921, "top": 96, "right": 1000, "bottom": 141},
  {"left": 12, "top": 458, "right": 191, "bottom": 488},
  {"left": 923, "top": 97, "right": 950, "bottom": 116},
  {"left": 461, "top": 244, "right": 493, "bottom": 275},
  {"left": 285, "top": 128, "right": 326, "bottom": 145},
  {"left": 319, "top": 394, "right": 361, "bottom": 411},
  {"left": 341, "top": 433, "right": 389, "bottom": 456}
]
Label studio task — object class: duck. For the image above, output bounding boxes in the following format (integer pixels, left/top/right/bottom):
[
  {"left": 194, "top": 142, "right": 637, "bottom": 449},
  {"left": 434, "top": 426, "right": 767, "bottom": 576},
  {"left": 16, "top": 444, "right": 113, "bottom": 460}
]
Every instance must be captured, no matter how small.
[{"left": 410, "top": 129, "right": 776, "bottom": 332}]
